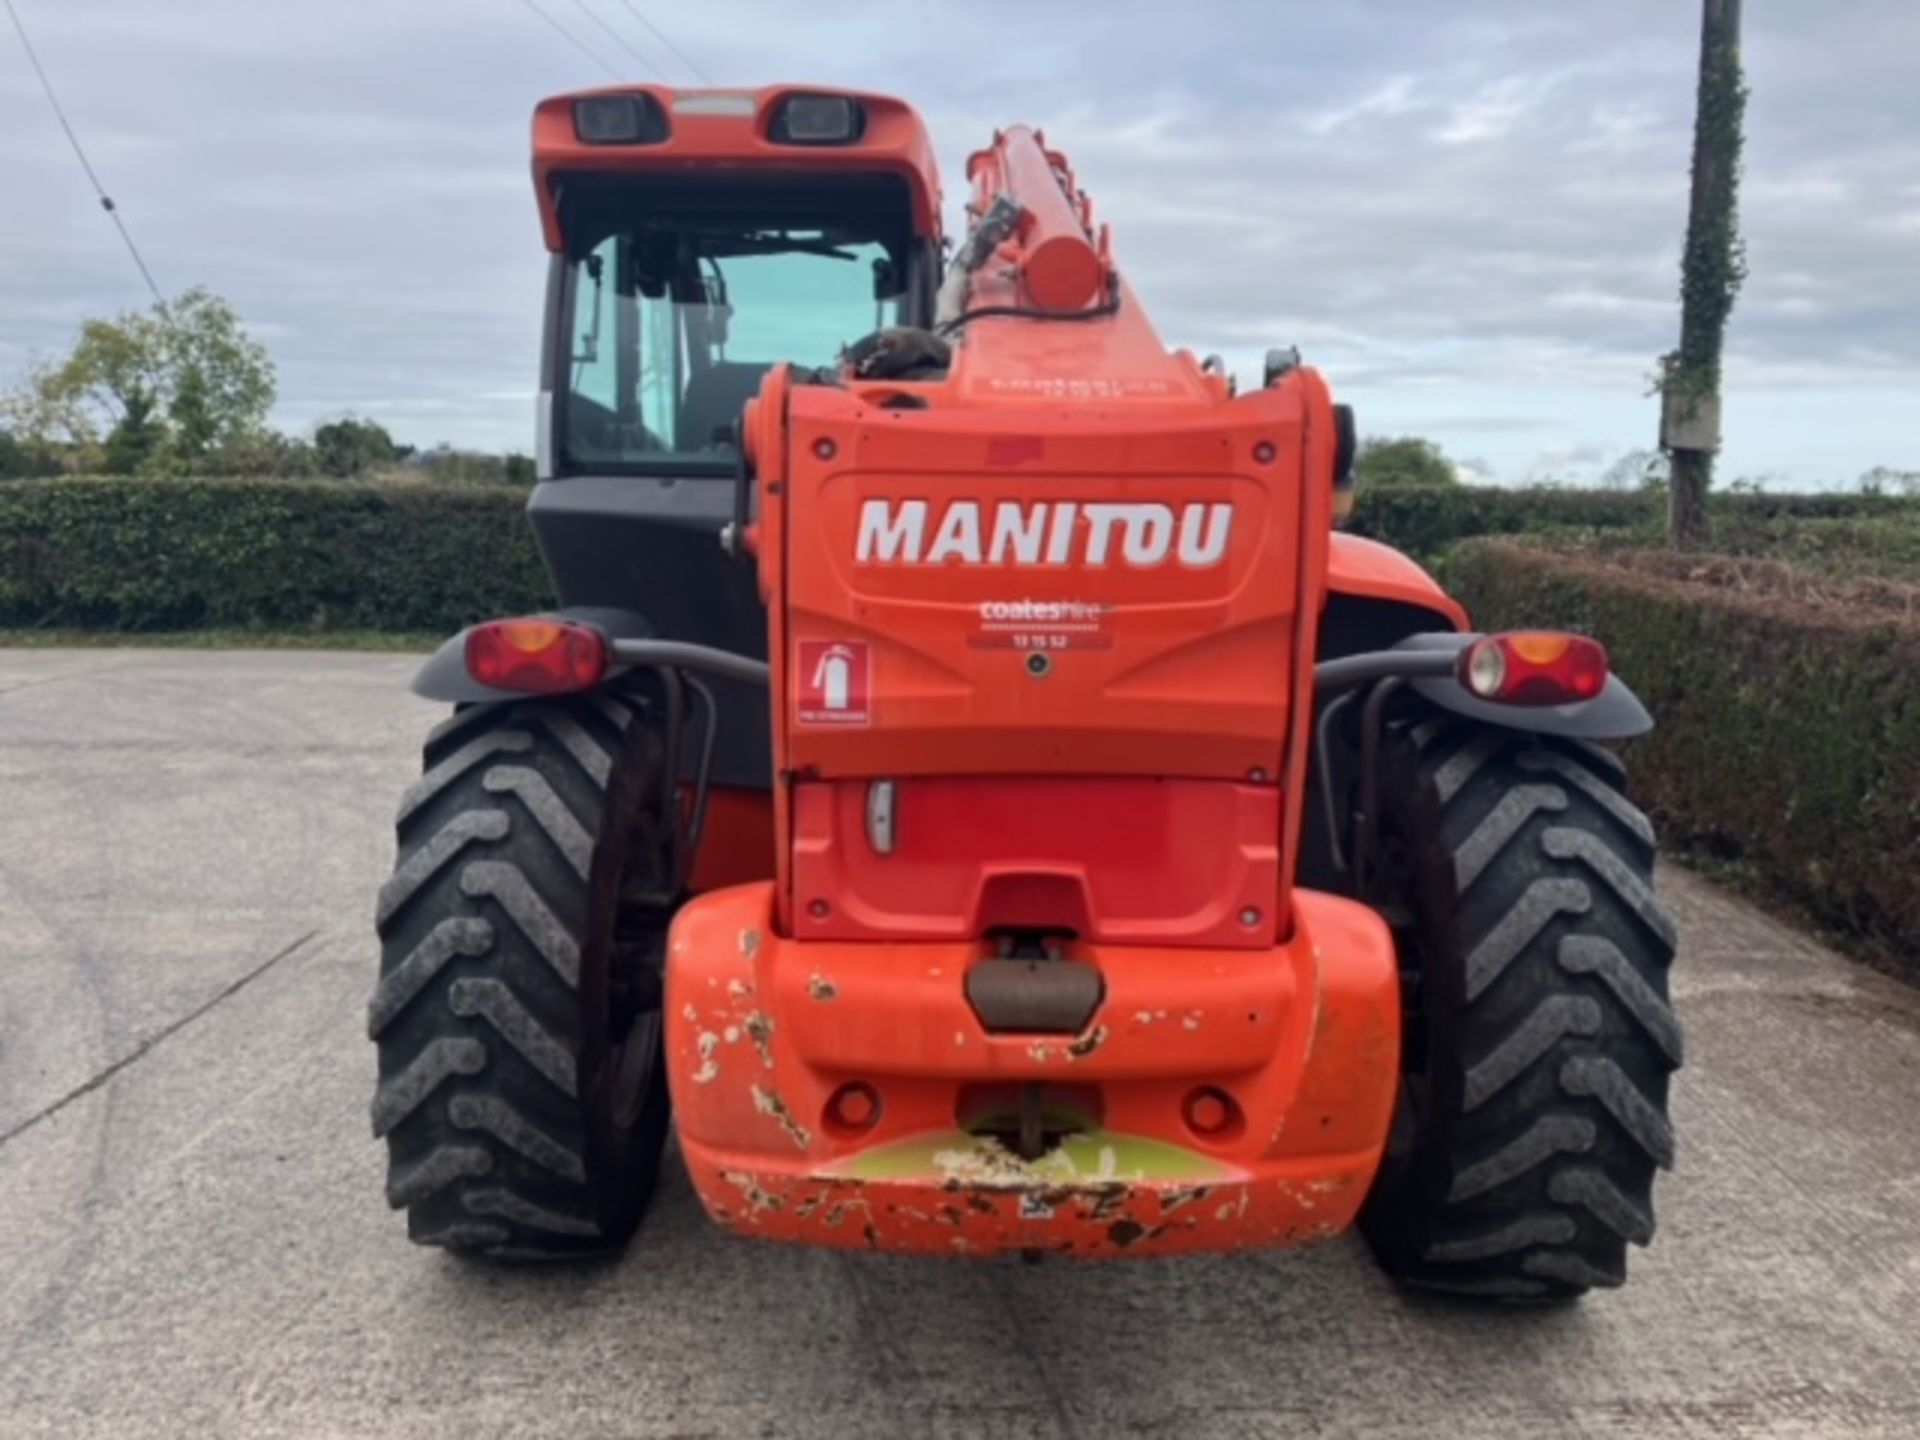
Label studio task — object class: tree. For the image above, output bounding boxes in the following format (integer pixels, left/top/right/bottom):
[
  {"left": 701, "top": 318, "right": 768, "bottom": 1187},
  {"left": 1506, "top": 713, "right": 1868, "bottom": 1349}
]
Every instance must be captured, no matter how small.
[
  {"left": 1355, "top": 436, "right": 1459, "bottom": 490},
  {"left": 1598, "top": 449, "right": 1671, "bottom": 493},
  {"left": 0, "top": 428, "right": 38, "bottom": 479},
  {"left": 315, "top": 416, "right": 404, "bottom": 477},
  {"left": 102, "top": 390, "right": 165, "bottom": 474},
  {"left": 149, "top": 288, "right": 277, "bottom": 464},
  {"left": 1858, "top": 466, "right": 1920, "bottom": 497},
  {"left": 1, "top": 287, "right": 275, "bottom": 473}
]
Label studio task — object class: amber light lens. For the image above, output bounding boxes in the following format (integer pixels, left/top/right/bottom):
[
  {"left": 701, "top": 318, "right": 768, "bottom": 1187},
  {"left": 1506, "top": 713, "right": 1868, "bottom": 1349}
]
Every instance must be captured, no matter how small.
[
  {"left": 1458, "top": 631, "right": 1609, "bottom": 706},
  {"left": 465, "top": 618, "right": 607, "bottom": 693}
]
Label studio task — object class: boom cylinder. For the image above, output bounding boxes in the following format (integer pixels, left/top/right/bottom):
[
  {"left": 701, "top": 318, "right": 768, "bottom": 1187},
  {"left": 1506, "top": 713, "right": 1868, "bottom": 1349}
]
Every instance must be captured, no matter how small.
[{"left": 965, "top": 126, "right": 1107, "bottom": 312}]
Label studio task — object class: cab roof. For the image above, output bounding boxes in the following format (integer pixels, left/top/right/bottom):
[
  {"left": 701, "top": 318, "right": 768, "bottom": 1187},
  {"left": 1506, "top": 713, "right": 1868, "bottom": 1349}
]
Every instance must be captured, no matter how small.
[{"left": 531, "top": 85, "right": 943, "bottom": 252}]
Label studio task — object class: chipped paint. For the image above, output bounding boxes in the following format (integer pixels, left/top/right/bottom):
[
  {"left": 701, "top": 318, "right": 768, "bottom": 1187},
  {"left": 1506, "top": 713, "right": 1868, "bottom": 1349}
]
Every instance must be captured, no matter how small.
[
  {"left": 726, "top": 978, "right": 752, "bottom": 998},
  {"left": 1181, "top": 1010, "right": 1203, "bottom": 1032},
  {"left": 1066, "top": 1024, "right": 1108, "bottom": 1060},
  {"left": 739, "top": 927, "right": 761, "bottom": 957},
  {"left": 692, "top": 1031, "right": 721, "bottom": 1084},
  {"left": 750, "top": 1084, "right": 812, "bottom": 1150},
  {"left": 1158, "top": 1184, "right": 1213, "bottom": 1216},
  {"left": 720, "top": 1169, "right": 782, "bottom": 1217},
  {"left": 953, "top": 1030, "right": 967, "bottom": 1047},
  {"left": 807, "top": 974, "right": 838, "bottom": 1002},
  {"left": 1027, "top": 1042, "right": 1056, "bottom": 1064},
  {"left": 744, "top": 1011, "right": 775, "bottom": 1068},
  {"left": 681, "top": 1003, "right": 699, "bottom": 1023},
  {"left": 723, "top": 1025, "right": 741, "bottom": 1044}
]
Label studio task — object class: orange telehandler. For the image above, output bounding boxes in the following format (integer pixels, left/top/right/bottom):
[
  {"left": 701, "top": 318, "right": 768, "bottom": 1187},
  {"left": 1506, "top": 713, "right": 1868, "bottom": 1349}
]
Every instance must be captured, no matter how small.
[{"left": 369, "top": 86, "right": 1680, "bottom": 1301}]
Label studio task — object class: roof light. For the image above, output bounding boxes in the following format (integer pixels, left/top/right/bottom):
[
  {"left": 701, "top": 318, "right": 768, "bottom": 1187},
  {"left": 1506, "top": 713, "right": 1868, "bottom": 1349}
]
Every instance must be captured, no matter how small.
[
  {"left": 465, "top": 618, "right": 608, "bottom": 693},
  {"left": 772, "top": 93, "right": 864, "bottom": 145},
  {"left": 572, "top": 95, "right": 670, "bottom": 145},
  {"left": 1458, "top": 631, "right": 1609, "bottom": 706}
]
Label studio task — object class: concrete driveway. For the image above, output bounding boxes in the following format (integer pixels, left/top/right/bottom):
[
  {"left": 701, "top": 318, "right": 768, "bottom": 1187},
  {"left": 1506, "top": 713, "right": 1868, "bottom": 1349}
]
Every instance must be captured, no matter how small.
[{"left": 1, "top": 648, "right": 1916, "bottom": 1439}]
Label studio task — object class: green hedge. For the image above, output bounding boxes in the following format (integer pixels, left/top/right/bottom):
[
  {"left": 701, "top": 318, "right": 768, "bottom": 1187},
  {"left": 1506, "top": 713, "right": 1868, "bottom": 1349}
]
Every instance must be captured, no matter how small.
[
  {"left": 0, "top": 477, "right": 549, "bottom": 633},
  {"left": 1, "top": 475, "right": 1910, "bottom": 636},
  {"left": 1348, "top": 487, "right": 1655, "bottom": 560},
  {"left": 1449, "top": 540, "right": 1920, "bottom": 973},
  {"left": 1348, "top": 486, "right": 1915, "bottom": 564}
]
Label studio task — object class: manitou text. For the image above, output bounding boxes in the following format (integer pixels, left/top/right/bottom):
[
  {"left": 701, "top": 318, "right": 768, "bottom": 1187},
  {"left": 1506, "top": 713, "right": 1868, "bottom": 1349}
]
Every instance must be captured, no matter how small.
[{"left": 854, "top": 498, "right": 1235, "bottom": 568}]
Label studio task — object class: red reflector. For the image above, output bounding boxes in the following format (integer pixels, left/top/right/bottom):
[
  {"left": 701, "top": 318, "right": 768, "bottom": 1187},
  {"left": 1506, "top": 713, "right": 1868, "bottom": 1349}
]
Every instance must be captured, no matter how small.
[
  {"left": 1458, "top": 631, "right": 1608, "bottom": 706},
  {"left": 465, "top": 618, "right": 607, "bottom": 694}
]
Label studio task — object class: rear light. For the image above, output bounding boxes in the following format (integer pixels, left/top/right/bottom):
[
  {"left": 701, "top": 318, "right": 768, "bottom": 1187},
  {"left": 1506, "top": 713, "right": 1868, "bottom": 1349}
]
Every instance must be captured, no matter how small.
[
  {"left": 465, "top": 618, "right": 608, "bottom": 693},
  {"left": 1458, "top": 631, "right": 1609, "bottom": 706},
  {"left": 572, "top": 94, "right": 670, "bottom": 145},
  {"left": 770, "top": 93, "right": 864, "bottom": 145}
]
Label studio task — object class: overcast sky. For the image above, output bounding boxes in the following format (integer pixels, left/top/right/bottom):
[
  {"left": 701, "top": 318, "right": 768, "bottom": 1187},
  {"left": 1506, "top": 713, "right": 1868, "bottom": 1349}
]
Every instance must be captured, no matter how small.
[{"left": 3, "top": 0, "right": 1915, "bottom": 486}]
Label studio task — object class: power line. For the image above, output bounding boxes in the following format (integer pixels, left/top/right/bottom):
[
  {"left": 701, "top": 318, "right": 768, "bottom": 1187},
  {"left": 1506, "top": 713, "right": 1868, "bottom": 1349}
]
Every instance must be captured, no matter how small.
[
  {"left": 609, "top": 0, "right": 715, "bottom": 84},
  {"left": 3, "top": 0, "right": 163, "bottom": 301},
  {"left": 514, "top": 0, "right": 621, "bottom": 80},
  {"left": 566, "top": 0, "right": 670, "bottom": 81}
]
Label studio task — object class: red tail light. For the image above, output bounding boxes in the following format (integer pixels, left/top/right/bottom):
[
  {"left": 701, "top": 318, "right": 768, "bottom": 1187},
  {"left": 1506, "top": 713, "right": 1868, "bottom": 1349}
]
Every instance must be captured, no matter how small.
[
  {"left": 1458, "top": 631, "right": 1608, "bottom": 706},
  {"left": 465, "top": 618, "right": 607, "bottom": 693}
]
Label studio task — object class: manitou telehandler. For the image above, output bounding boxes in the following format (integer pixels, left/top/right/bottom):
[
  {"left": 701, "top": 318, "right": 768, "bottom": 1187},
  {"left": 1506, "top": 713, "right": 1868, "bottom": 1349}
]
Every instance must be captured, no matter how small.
[{"left": 369, "top": 86, "right": 1680, "bottom": 1301}]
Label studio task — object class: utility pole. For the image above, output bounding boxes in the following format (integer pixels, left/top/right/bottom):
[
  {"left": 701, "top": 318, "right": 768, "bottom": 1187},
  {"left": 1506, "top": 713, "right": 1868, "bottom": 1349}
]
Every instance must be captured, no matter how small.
[{"left": 1662, "top": 0, "right": 1748, "bottom": 549}]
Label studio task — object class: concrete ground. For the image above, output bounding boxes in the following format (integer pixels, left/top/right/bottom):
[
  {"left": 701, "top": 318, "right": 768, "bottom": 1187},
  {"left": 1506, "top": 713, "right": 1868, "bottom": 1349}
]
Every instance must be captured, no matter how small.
[{"left": 0, "top": 648, "right": 1916, "bottom": 1439}]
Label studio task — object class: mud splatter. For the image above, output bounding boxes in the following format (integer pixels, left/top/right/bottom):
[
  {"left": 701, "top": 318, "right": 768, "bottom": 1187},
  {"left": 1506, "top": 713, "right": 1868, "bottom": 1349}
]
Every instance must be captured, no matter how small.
[
  {"left": 807, "top": 974, "right": 838, "bottom": 1002},
  {"left": 739, "top": 928, "right": 761, "bottom": 958}
]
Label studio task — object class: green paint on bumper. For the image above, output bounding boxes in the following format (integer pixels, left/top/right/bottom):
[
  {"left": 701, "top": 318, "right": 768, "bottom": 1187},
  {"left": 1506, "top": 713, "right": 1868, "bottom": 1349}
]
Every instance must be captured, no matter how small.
[{"left": 830, "top": 1129, "right": 1236, "bottom": 1186}]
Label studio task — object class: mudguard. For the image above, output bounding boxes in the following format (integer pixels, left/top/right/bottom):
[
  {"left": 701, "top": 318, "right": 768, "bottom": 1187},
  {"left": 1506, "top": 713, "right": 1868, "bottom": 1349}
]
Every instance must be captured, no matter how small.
[
  {"left": 1326, "top": 533, "right": 1468, "bottom": 631},
  {"left": 1395, "top": 632, "right": 1653, "bottom": 740},
  {"left": 410, "top": 606, "right": 653, "bottom": 703}
]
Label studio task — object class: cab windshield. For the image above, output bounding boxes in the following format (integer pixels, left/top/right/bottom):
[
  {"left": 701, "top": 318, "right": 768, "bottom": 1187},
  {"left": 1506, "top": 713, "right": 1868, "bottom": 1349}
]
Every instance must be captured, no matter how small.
[{"left": 560, "top": 204, "right": 908, "bottom": 473}]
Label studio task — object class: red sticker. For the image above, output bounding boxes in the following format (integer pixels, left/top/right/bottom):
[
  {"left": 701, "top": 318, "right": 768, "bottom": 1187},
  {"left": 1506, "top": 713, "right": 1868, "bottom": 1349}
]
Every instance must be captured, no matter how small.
[{"left": 795, "top": 640, "right": 871, "bottom": 726}]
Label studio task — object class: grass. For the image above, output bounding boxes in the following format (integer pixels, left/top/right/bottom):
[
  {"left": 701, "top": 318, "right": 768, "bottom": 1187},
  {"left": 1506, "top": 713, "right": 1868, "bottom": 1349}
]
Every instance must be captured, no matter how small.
[{"left": 0, "top": 627, "right": 437, "bottom": 652}]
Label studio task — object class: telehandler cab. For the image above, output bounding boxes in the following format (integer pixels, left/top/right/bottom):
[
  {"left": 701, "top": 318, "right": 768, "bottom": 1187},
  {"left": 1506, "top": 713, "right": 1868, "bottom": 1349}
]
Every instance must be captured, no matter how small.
[{"left": 369, "top": 85, "right": 1679, "bottom": 1301}]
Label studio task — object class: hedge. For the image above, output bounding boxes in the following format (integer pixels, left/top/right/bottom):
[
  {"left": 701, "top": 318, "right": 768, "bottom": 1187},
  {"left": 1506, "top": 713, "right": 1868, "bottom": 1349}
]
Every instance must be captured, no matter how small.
[
  {"left": 1348, "top": 486, "right": 1915, "bottom": 564},
  {"left": 1, "top": 475, "right": 1910, "bottom": 635},
  {"left": 0, "top": 477, "right": 548, "bottom": 633},
  {"left": 1449, "top": 540, "right": 1920, "bottom": 974}
]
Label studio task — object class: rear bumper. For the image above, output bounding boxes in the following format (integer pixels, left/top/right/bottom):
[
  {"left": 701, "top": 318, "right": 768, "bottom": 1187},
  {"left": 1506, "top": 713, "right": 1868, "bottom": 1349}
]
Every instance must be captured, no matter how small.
[{"left": 665, "top": 883, "right": 1400, "bottom": 1257}]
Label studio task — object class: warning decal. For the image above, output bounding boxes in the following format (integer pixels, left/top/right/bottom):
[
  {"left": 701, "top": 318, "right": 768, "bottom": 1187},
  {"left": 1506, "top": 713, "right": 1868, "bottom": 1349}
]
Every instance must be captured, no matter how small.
[{"left": 795, "top": 640, "right": 872, "bottom": 726}]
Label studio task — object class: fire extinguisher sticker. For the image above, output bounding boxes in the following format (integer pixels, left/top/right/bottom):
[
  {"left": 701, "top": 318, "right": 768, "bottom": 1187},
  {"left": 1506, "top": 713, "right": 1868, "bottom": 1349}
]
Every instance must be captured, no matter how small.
[{"left": 795, "top": 640, "right": 872, "bottom": 726}]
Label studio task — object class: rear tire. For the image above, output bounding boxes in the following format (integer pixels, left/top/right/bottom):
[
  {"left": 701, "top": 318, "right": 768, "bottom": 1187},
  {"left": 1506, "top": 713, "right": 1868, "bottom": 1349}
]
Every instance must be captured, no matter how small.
[
  {"left": 368, "top": 690, "right": 673, "bottom": 1259},
  {"left": 1358, "top": 718, "right": 1682, "bottom": 1302}
]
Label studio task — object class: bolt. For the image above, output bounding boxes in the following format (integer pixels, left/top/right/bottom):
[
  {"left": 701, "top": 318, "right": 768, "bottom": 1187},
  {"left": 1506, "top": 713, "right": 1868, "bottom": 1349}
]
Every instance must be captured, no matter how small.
[
  {"left": 1253, "top": 441, "right": 1276, "bottom": 464},
  {"left": 829, "top": 1082, "right": 879, "bottom": 1130},
  {"left": 1238, "top": 907, "right": 1261, "bottom": 927},
  {"left": 1247, "top": 768, "right": 1268, "bottom": 783},
  {"left": 813, "top": 437, "right": 837, "bottom": 461},
  {"left": 1185, "top": 1087, "right": 1235, "bottom": 1136},
  {"left": 808, "top": 898, "right": 830, "bottom": 919},
  {"left": 1025, "top": 652, "right": 1051, "bottom": 678}
]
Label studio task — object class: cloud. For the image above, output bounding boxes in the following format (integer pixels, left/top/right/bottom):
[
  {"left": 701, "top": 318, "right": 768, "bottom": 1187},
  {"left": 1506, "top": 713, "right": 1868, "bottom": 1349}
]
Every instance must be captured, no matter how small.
[{"left": 0, "top": 0, "right": 1915, "bottom": 484}]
